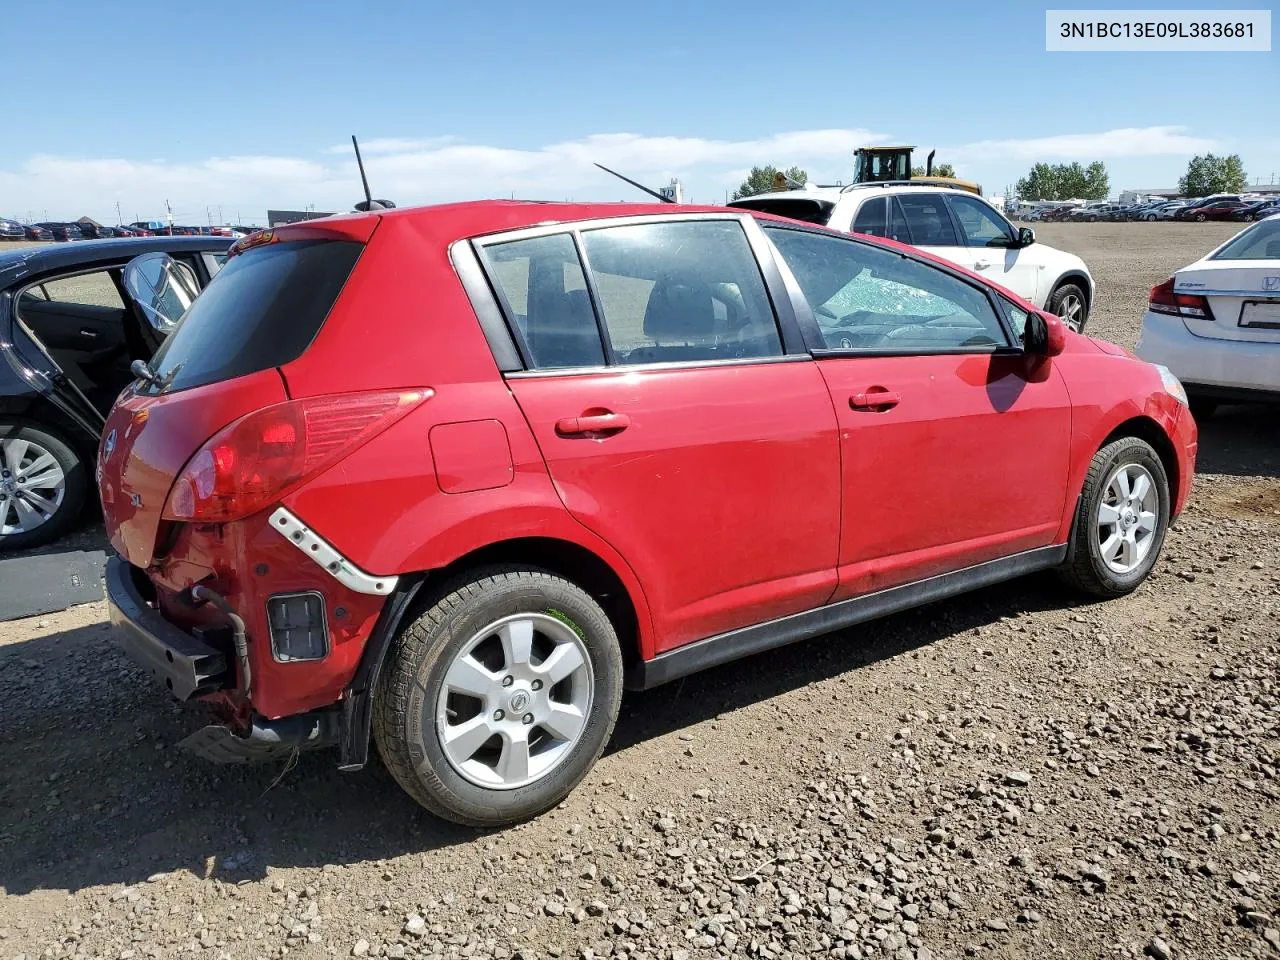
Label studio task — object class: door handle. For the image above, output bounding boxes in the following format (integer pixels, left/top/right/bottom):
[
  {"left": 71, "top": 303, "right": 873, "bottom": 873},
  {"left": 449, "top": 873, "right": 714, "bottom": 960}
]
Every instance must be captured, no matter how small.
[
  {"left": 555, "top": 412, "right": 631, "bottom": 437},
  {"left": 79, "top": 328, "right": 99, "bottom": 338},
  {"left": 974, "top": 260, "right": 993, "bottom": 270},
  {"left": 850, "top": 389, "right": 901, "bottom": 411}
]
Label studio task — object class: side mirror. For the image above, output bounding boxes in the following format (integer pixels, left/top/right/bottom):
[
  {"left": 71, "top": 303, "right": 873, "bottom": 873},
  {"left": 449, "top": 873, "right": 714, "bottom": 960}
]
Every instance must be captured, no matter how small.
[
  {"left": 1023, "top": 311, "right": 1067, "bottom": 357},
  {"left": 1017, "top": 226, "right": 1036, "bottom": 247},
  {"left": 122, "top": 252, "right": 200, "bottom": 334}
]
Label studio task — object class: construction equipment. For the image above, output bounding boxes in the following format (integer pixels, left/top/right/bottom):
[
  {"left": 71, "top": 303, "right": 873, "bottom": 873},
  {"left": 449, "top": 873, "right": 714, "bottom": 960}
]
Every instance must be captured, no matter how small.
[{"left": 852, "top": 146, "right": 983, "bottom": 196}]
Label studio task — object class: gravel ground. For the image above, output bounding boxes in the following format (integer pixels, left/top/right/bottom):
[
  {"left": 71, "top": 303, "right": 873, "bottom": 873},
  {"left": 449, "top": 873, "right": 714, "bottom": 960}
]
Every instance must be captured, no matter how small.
[{"left": 1, "top": 223, "right": 1277, "bottom": 960}]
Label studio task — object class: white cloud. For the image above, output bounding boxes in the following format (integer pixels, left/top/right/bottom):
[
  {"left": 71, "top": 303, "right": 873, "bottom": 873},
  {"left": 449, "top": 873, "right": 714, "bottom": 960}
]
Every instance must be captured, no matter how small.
[
  {"left": 946, "top": 126, "right": 1219, "bottom": 164},
  {"left": 0, "top": 125, "right": 1235, "bottom": 224}
]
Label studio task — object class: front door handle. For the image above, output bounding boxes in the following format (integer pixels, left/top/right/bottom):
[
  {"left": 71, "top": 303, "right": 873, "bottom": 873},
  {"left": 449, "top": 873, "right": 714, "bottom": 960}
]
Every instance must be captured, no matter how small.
[
  {"left": 850, "top": 389, "right": 901, "bottom": 411},
  {"left": 974, "top": 259, "right": 993, "bottom": 270},
  {"left": 555, "top": 412, "right": 631, "bottom": 437}
]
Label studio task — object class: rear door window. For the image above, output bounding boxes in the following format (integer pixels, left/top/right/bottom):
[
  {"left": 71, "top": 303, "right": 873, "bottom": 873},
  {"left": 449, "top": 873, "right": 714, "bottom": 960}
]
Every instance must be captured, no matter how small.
[
  {"left": 896, "top": 194, "right": 960, "bottom": 246},
  {"left": 579, "top": 220, "right": 783, "bottom": 365},
  {"left": 145, "top": 239, "right": 362, "bottom": 393}
]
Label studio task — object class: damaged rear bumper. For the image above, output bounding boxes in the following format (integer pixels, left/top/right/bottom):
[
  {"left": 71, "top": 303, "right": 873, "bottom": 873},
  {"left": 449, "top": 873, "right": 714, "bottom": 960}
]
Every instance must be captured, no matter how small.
[{"left": 106, "top": 555, "right": 229, "bottom": 700}]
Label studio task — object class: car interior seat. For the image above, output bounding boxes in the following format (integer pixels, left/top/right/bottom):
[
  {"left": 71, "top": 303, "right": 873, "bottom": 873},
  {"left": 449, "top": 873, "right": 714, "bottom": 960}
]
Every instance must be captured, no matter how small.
[{"left": 524, "top": 287, "right": 604, "bottom": 369}]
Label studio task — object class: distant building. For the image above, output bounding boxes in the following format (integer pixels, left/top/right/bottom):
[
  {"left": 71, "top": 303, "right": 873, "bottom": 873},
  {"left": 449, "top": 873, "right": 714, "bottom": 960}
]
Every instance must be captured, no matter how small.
[{"left": 267, "top": 209, "right": 337, "bottom": 227}]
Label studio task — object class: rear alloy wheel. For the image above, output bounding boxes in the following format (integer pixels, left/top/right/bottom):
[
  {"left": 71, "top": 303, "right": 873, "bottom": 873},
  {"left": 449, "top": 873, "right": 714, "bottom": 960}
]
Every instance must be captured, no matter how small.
[
  {"left": 1048, "top": 283, "right": 1088, "bottom": 332},
  {"left": 374, "top": 567, "right": 623, "bottom": 826},
  {"left": 1060, "top": 437, "right": 1170, "bottom": 597},
  {"left": 0, "top": 421, "right": 86, "bottom": 551}
]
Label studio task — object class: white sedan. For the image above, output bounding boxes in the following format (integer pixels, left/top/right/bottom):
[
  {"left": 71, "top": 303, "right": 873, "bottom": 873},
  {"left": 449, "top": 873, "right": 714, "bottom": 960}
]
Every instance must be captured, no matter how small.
[{"left": 1136, "top": 214, "right": 1280, "bottom": 417}]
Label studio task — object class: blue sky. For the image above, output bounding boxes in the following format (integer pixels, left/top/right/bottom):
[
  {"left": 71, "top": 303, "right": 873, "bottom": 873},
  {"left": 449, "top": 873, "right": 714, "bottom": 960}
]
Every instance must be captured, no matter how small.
[{"left": 1, "top": 0, "right": 1275, "bottom": 223}]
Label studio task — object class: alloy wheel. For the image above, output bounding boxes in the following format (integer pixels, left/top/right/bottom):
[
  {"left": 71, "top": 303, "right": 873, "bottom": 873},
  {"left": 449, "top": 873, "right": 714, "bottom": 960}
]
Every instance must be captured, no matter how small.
[
  {"left": 0, "top": 437, "right": 66, "bottom": 536},
  {"left": 1057, "top": 294, "right": 1084, "bottom": 331},
  {"left": 435, "top": 613, "right": 594, "bottom": 790},
  {"left": 1096, "top": 463, "right": 1159, "bottom": 574}
]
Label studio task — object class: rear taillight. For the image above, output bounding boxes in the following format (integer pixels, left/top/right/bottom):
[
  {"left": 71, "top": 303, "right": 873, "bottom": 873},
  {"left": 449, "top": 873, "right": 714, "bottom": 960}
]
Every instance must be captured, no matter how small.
[
  {"left": 163, "top": 390, "right": 429, "bottom": 523},
  {"left": 1148, "top": 277, "right": 1214, "bottom": 321}
]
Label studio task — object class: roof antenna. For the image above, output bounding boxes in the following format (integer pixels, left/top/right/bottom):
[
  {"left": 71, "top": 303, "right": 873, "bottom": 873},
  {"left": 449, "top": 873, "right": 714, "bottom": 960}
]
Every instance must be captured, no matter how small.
[
  {"left": 351, "top": 135, "right": 396, "bottom": 212},
  {"left": 594, "top": 163, "right": 676, "bottom": 203}
]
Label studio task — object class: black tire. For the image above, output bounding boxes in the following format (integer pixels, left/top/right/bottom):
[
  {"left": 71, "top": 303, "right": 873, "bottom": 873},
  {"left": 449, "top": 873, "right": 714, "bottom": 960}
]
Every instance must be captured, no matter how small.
[
  {"left": 1048, "top": 282, "right": 1089, "bottom": 333},
  {"left": 1195, "top": 212, "right": 1206, "bottom": 222},
  {"left": 1060, "top": 437, "right": 1171, "bottom": 598},
  {"left": 1188, "top": 396, "right": 1218, "bottom": 420},
  {"left": 373, "top": 566, "right": 624, "bottom": 826},
  {"left": 0, "top": 419, "right": 88, "bottom": 552}
]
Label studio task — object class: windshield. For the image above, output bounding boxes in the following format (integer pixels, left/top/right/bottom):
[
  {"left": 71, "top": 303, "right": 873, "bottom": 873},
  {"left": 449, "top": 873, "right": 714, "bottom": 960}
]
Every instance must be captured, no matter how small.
[
  {"left": 145, "top": 239, "right": 362, "bottom": 392},
  {"left": 1210, "top": 220, "right": 1280, "bottom": 261}
]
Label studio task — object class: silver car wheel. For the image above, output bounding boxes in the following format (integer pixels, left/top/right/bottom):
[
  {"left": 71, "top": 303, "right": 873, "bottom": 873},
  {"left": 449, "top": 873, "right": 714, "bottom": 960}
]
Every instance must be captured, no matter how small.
[
  {"left": 1057, "top": 294, "right": 1084, "bottom": 331},
  {"left": 0, "top": 437, "right": 66, "bottom": 536},
  {"left": 435, "top": 613, "right": 594, "bottom": 790},
  {"left": 1097, "top": 463, "right": 1159, "bottom": 574}
]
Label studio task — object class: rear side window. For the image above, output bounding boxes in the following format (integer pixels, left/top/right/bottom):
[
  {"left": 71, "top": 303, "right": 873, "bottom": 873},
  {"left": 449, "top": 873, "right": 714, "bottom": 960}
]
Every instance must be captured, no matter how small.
[
  {"left": 852, "top": 197, "right": 887, "bottom": 237},
  {"left": 147, "top": 240, "right": 362, "bottom": 392},
  {"left": 483, "top": 233, "right": 604, "bottom": 370}
]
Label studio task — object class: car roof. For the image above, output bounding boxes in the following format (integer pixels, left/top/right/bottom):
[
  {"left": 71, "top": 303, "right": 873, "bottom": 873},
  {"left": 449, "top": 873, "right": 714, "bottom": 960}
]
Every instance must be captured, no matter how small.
[
  {"left": 286, "top": 199, "right": 764, "bottom": 247},
  {"left": 0, "top": 235, "right": 233, "bottom": 281}
]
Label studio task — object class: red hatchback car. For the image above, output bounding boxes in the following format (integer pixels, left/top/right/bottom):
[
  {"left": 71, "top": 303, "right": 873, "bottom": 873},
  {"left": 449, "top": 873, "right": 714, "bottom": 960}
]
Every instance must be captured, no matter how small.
[{"left": 99, "top": 201, "right": 1197, "bottom": 825}]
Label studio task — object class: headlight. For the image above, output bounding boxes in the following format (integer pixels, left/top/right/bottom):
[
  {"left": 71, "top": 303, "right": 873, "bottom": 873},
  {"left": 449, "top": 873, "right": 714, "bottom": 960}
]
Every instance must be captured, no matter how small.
[{"left": 1152, "top": 363, "right": 1187, "bottom": 405}]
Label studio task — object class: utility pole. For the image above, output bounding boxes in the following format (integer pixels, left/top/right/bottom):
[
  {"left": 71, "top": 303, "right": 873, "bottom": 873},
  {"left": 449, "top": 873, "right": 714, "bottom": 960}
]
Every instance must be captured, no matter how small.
[
  {"left": 166, "top": 199, "right": 174, "bottom": 233},
  {"left": 115, "top": 201, "right": 123, "bottom": 226}
]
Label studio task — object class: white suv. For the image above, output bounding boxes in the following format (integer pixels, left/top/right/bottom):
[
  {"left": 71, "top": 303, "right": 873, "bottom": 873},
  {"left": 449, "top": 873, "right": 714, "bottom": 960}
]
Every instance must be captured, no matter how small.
[{"left": 730, "top": 185, "right": 1096, "bottom": 331}]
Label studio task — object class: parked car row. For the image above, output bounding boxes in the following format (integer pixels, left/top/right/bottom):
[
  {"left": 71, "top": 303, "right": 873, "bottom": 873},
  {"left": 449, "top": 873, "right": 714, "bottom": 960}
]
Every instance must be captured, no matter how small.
[
  {"left": 0, "top": 217, "right": 256, "bottom": 242},
  {"left": 1020, "top": 196, "right": 1280, "bottom": 224}
]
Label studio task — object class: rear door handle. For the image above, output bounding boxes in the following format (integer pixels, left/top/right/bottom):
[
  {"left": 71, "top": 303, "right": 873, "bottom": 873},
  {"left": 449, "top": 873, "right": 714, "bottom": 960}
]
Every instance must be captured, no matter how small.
[
  {"left": 555, "top": 412, "right": 631, "bottom": 437},
  {"left": 850, "top": 390, "right": 901, "bottom": 411}
]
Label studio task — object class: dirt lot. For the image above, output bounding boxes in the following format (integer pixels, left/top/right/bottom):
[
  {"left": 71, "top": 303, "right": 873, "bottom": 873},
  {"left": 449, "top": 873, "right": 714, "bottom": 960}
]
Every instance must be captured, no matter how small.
[{"left": 1, "top": 223, "right": 1277, "bottom": 960}]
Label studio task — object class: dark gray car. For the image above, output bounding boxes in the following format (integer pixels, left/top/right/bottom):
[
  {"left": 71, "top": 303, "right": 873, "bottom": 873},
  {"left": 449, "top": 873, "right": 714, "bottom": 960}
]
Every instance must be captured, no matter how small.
[{"left": 0, "top": 236, "right": 232, "bottom": 549}]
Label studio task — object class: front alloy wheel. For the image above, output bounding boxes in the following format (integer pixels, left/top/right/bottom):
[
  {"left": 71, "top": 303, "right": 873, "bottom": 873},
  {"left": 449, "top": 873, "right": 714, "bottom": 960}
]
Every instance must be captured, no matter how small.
[
  {"left": 1096, "top": 463, "right": 1159, "bottom": 574},
  {"left": 1048, "top": 283, "right": 1088, "bottom": 333},
  {"left": 1060, "top": 436, "right": 1170, "bottom": 597}
]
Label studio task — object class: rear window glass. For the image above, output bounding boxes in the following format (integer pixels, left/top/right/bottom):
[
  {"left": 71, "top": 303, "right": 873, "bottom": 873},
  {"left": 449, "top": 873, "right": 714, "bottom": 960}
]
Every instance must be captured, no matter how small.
[
  {"left": 147, "top": 239, "right": 362, "bottom": 392},
  {"left": 726, "top": 198, "right": 835, "bottom": 225},
  {"left": 1210, "top": 219, "right": 1280, "bottom": 260}
]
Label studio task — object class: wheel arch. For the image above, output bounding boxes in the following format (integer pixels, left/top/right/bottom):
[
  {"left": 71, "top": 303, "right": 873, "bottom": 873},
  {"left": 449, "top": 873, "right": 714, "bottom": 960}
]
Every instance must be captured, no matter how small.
[
  {"left": 0, "top": 394, "right": 100, "bottom": 463},
  {"left": 1047, "top": 271, "right": 1093, "bottom": 314},
  {"left": 1100, "top": 415, "right": 1181, "bottom": 511},
  {"left": 422, "top": 536, "right": 644, "bottom": 674}
]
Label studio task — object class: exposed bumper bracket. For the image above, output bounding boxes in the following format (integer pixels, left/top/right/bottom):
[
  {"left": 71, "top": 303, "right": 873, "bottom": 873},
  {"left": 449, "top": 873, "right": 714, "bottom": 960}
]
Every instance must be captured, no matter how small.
[{"left": 106, "top": 555, "right": 230, "bottom": 700}]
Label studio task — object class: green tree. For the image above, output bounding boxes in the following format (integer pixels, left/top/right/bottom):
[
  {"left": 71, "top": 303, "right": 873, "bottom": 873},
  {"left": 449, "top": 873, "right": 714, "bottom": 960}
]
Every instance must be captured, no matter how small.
[
  {"left": 1082, "top": 161, "right": 1110, "bottom": 200},
  {"left": 1016, "top": 163, "right": 1058, "bottom": 200},
  {"left": 911, "top": 161, "right": 957, "bottom": 178},
  {"left": 1179, "top": 153, "right": 1248, "bottom": 197},
  {"left": 732, "top": 165, "right": 808, "bottom": 199},
  {"left": 1015, "top": 161, "right": 1109, "bottom": 201}
]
